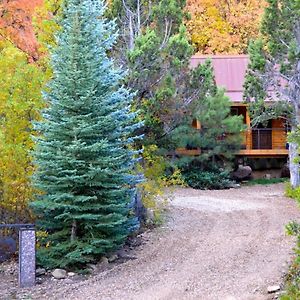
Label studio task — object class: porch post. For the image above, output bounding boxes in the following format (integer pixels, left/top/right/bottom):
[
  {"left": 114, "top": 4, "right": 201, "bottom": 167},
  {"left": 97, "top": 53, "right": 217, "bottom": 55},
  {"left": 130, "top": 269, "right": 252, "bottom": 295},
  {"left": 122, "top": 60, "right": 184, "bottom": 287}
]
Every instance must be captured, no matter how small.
[{"left": 246, "top": 107, "right": 252, "bottom": 150}]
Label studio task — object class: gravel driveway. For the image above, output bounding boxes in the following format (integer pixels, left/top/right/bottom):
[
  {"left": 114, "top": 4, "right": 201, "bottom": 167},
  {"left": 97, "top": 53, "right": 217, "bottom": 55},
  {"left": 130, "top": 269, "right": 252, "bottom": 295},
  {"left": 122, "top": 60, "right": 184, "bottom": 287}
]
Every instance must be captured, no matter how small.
[{"left": 7, "top": 183, "right": 300, "bottom": 300}]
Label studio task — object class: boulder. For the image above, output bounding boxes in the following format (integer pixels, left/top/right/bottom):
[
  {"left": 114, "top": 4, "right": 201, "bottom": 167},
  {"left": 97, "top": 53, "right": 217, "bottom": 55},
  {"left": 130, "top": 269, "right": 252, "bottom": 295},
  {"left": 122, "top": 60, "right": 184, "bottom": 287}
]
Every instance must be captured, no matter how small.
[
  {"left": 281, "top": 163, "right": 290, "bottom": 178},
  {"left": 232, "top": 165, "right": 252, "bottom": 181},
  {"left": 51, "top": 269, "right": 67, "bottom": 279}
]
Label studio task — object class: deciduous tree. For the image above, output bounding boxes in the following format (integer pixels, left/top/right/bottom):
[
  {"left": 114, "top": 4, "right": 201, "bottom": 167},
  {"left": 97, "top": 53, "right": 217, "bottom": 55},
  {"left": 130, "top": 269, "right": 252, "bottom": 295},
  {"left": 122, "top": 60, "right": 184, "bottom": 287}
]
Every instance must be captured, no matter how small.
[
  {"left": 0, "top": 0, "right": 43, "bottom": 61},
  {"left": 186, "top": 0, "right": 265, "bottom": 54},
  {"left": 0, "top": 43, "right": 45, "bottom": 222}
]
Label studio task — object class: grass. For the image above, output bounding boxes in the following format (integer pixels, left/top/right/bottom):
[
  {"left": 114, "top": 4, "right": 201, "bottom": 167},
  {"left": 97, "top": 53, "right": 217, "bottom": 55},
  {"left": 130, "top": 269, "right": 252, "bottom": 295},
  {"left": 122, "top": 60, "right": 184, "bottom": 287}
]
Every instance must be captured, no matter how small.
[
  {"left": 245, "top": 178, "right": 288, "bottom": 186},
  {"left": 280, "top": 257, "right": 300, "bottom": 300}
]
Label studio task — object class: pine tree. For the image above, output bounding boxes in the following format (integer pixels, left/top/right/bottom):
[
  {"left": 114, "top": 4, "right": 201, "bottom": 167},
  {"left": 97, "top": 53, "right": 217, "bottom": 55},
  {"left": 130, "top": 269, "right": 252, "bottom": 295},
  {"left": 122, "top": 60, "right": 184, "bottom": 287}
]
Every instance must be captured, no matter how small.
[
  {"left": 244, "top": 0, "right": 300, "bottom": 188},
  {"left": 32, "top": 0, "right": 141, "bottom": 269},
  {"left": 172, "top": 61, "right": 244, "bottom": 188}
]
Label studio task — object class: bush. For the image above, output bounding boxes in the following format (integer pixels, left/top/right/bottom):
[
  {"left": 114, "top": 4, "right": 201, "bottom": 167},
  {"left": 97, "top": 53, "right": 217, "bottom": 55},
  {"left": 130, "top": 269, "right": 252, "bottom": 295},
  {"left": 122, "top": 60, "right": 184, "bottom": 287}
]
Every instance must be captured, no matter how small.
[
  {"left": 280, "top": 221, "right": 300, "bottom": 300},
  {"left": 182, "top": 167, "right": 232, "bottom": 190},
  {"left": 281, "top": 187, "right": 300, "bottom": 300},
  {"left": 286, "top": 183, "right": 300, "bottom": 201}
]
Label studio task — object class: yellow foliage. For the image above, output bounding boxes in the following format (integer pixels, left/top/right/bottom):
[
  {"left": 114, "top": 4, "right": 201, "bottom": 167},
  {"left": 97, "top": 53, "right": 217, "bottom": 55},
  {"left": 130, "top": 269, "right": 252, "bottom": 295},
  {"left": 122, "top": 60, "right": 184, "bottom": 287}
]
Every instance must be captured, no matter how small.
[
  {"left": 137, "top": 145, "right": 186, "bottom": 223},
  {"left": 186, "top": 0, "right": 266, "bottom": 54},
  {"left": 0, "top": 43, "right": 45, "bottom": 221},
  {"left": 137, "top": 145, "right": 167, "bottom": 222}
]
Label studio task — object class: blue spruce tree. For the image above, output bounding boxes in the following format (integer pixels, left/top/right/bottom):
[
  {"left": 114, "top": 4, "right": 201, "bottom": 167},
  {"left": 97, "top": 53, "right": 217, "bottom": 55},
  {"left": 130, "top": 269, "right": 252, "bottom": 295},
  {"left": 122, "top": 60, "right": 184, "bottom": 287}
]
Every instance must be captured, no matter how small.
[{"left": 32, "top": 0, "right": 141, "bottom": 268}]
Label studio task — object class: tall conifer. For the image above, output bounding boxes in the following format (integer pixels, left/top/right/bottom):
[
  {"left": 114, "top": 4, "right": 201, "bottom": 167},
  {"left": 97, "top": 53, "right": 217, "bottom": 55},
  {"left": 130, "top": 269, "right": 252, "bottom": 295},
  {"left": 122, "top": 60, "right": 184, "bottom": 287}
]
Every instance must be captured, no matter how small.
[{"left": 32, "top": 0, "right": 141, "bottom": 268}]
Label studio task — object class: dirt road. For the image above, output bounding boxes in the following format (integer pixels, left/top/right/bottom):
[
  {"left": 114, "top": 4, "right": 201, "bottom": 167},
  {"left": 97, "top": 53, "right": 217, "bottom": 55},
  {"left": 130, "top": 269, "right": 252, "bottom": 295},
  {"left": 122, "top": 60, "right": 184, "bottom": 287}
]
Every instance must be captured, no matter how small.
[{"left": 11, "top": 184, "right": 300, "bottom": 300}]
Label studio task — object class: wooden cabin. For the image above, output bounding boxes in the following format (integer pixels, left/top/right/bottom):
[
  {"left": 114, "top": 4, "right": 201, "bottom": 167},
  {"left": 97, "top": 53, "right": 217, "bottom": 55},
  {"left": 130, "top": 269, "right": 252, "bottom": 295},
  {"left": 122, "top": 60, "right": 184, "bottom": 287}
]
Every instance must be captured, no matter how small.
[{"left": 176, "top": 55, "right": 288, "bottom": 158}]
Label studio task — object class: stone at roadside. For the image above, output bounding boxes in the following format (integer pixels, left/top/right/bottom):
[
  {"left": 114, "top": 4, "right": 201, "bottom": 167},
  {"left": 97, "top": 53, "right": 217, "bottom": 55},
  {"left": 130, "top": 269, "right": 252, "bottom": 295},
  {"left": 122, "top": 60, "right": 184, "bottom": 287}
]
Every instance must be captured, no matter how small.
[
  {"left": 231, "top": 165, "right": 252, "bottom": 181},
  {"left": 108, "top": 254, "right": 118, "bottom": 263},
  {"left": 64, "top": 278, "right": 73, "bottom": 284},
  {"left": 100, "top": 257, "right": 109, "bottom": 264},
  {"left": 264, "top": 173, "right": 272, "bottom": 180},
  {"left": 227, "top": 182, "right": 241, "bottom": 189},
  {"left": 36, "top": 268, "right": 46, "bottom": 277},
  {"left": 52, "top": 269, "right": 67, "bottom": 279},
  {"left": 267, "top": 285, "right": 280, "bottom": 293},
  {"left": 117, "top": 250, "right": 137, "bottom": 260},
  {"left": 68, "top": 272, "right": 76, "bottom": 277},
  {"left": 86, "top": 264, "right": 97, "bottom": 272},
  {"left": 36, "top": 277, "right": 44, "bottom": 284}
]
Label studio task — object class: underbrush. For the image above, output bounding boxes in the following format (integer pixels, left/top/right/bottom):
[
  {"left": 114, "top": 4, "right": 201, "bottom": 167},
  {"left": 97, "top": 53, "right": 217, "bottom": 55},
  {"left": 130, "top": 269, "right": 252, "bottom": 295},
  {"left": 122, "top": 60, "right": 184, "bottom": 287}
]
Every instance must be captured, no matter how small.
[
  {"left": 182, "top": 167, "right": 232, "bottom": 190},
  {"left": 280, "top": 187, "right": 300, "bottom": 300}
]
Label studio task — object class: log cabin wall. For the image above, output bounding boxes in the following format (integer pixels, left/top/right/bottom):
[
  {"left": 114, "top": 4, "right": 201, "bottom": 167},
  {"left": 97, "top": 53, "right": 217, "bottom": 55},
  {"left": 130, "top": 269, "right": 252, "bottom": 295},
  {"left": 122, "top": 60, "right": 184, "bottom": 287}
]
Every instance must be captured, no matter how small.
[{"left": 272, "top": 119, "right": 287, "bottom": 150}]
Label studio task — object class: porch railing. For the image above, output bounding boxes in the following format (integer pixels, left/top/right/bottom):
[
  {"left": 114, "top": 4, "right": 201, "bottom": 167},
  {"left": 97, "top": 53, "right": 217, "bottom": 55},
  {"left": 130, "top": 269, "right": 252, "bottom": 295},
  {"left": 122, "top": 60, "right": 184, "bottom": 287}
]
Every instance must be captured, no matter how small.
[{"left": 242, "top": 127, "right": 288, "bottom": 150}]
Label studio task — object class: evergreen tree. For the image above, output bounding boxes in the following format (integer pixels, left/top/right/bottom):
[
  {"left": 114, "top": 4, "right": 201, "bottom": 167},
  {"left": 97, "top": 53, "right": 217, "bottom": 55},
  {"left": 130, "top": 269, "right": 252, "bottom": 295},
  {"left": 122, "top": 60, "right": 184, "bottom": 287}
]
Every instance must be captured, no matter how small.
[
  {"left": 244, "top": 0, "right": 300, "bottom": 188},
  {"left": 172, "top": 61, "right": 244, "bottom": 186},
  {"left": 110, "top": 0, "right": 201, "bottom": 148},
  {"left": 32, "top": 0, "right": 141, "bottom": 269}
]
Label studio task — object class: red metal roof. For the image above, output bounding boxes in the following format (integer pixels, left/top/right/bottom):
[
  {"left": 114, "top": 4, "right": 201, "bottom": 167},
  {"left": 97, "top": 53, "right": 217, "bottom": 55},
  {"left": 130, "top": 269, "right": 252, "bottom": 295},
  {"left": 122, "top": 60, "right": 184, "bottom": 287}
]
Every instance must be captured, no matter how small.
[{"left": 190, "top": 55, "right": 249, "bottom": 102}]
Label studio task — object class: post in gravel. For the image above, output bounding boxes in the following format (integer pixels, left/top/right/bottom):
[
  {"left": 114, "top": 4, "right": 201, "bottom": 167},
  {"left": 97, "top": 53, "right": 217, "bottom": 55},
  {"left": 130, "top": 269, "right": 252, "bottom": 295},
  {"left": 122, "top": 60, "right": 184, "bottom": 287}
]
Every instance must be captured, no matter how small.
[{"left": 19, "top": 227, "right": 36, "bottom": 287}]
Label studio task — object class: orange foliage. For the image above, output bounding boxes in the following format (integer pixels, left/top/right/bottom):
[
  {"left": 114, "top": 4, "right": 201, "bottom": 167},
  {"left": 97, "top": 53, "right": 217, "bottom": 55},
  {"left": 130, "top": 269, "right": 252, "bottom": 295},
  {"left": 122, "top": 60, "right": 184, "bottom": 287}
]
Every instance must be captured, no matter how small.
[
  {"left": 0, "top": 0, "right": 43, "bottom": 61},
  {"left": 186, "top": 0, "right": 266, "bottom": 54}
]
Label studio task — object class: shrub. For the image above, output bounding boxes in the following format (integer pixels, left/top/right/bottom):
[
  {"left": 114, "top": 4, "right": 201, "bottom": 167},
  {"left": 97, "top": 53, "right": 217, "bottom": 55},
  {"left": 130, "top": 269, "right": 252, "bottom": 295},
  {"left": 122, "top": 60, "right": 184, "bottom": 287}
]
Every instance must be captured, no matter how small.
[
  {"left": 281, "top": 186, "right": 300, "bottom": 299},
  {"left": 286, "top": 183, "right": 300, "bottom": 202},
  {"left": 182, "top": 167, "right": 232, "bottom": 190}
]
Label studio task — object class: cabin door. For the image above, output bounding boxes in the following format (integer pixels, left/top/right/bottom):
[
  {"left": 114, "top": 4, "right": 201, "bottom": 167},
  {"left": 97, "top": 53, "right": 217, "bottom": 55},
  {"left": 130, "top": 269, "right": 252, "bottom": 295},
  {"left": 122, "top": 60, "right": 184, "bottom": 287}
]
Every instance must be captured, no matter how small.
[{"left": 252, "top": 121, "right": 272, "bottom": 149}]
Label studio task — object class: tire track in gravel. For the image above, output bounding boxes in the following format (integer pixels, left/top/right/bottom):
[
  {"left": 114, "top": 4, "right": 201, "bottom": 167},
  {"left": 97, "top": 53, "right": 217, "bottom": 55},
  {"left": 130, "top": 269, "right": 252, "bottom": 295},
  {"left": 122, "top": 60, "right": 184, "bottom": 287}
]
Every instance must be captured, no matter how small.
[{"left": 15, "top": 183, "right": 300, "bottom": 300}]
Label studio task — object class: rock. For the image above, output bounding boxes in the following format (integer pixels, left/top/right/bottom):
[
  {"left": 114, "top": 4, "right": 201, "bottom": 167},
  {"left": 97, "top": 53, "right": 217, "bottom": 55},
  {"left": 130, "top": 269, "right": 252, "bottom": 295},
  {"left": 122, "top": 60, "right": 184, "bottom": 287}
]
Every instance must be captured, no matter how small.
[
  {"left": 86, "top": 264, "right": 97, "bottom": 271},
  {"left": 267, "top": 285, "right": 280, "bottom": 293},
  {"left": 108, "top": 254, "right": 118, "bottom": 263},
  {"left": 64, "top": 278, "right": 73, "bottom": 284},
  {"left": 36, "top": 277, "right": 44, "bottom": 285},
  {"left": 146, "top": 208, "right": 155, "bottom": 223},
  {"left": 67, "top": 272, "right": 76, "bottom": 277},
  {"left": 264, "top": 173, "right": 272, "bottom": 180},
  {"left": 51, "top": 269, "right": 67, "bottom": 279},
  {"left": 117, "top": 250, "right": 137, "bottom": 260},
  {"left": 36, "top": 268, "right": 46, "bottom": 277},
  {"left": 281, "top": 163, "right": 290, "bottom": 178},
  {"left": 231, "top": 165, "right": 252, "bottom": 181},
  {"left": 100, "top": 257, "right": 109, "bottom": 264},
  {"left": 227, "top": 182, "right": 241, "bottom": 189}
]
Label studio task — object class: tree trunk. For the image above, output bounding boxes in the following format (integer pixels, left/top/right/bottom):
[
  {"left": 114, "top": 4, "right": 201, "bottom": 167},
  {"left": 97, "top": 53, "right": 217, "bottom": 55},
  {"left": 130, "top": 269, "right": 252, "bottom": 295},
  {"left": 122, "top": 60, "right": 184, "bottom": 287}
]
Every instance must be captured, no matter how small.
[
  {"left": 289, "top": 123, "right": 300, "bottom": 188},
  {"left": 71, "top": 220, "right": 77, "bottom": 242},
  {"left": 289, "top": 141, "right": 300, "bottom": 188}
]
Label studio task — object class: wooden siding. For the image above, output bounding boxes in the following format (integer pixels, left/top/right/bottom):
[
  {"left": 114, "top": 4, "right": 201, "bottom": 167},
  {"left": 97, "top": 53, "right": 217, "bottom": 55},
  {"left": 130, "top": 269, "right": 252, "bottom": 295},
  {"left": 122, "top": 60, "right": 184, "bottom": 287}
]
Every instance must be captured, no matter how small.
[
  {"left": 175, "top": 105, "right": 288, "bottom": 157},
  {"left": 272, "top": 119, "right": 287, "bottom": 150}
]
